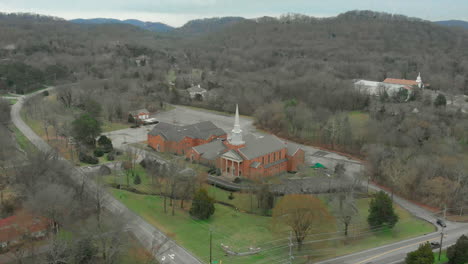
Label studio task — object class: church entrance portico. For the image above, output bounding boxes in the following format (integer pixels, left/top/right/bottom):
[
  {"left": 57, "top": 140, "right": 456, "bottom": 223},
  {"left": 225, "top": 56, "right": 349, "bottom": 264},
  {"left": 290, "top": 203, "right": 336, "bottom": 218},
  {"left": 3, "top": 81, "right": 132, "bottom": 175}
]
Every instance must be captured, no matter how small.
[{"left": 221, "top": 150, "right": 243, "bottom": 179}]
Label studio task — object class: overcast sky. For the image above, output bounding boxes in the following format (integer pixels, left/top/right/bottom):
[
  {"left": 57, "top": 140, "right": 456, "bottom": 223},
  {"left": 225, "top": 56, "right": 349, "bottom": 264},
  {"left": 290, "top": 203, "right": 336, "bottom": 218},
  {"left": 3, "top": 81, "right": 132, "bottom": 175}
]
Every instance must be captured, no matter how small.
[{"left": 0, "top": 0, "right": 467, "bottom": 27}]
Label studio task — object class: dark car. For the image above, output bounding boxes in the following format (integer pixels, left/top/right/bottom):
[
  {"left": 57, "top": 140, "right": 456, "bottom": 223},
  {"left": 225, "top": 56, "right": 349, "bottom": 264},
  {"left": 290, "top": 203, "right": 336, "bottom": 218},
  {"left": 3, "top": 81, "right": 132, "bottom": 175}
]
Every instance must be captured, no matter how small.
[
  {"left": 430, "top": 241, "right": 441, "bottom": 249},
  {"left": 436, "top": 219, "right": 447, "bottom": 228}
]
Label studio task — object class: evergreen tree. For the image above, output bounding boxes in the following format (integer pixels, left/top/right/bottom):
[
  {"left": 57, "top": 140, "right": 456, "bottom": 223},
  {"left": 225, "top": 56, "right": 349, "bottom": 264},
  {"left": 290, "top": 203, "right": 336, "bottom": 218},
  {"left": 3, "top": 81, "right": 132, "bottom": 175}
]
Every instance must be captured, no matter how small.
[
  {"left": 97, "top": 135, "right": 113, "bottom": 153},
  {"left": 368, "top": 191, "right": 399, "bottom": 229},
  {"left": 133, "top": 174, "right": 141, "bottom": 185},
  {"left": 405, "top": 242, "right": 434, "bottom": 264},
  {"left": 189, "top": 189, "right": 215, "bottom": 220},
  {"left": 434, "top": 93, "right": 447, "bottom": 107},
  {"left": 447, "top": 235, "right": 468, "bottom": 264},
  {"left": 72, "top": 114, "right": 101, "bottom": 146}
]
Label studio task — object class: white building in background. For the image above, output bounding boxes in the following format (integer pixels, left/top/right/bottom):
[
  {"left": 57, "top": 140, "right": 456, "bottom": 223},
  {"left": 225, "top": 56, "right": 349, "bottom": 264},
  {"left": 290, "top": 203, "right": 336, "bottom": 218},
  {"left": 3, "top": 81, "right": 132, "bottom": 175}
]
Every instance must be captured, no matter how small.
[
  {"left": 354, "top": 73, "right": 424, "bottom": 97},
  {"left": 187, "top": 84, "right": 207, "bottom": 99}
]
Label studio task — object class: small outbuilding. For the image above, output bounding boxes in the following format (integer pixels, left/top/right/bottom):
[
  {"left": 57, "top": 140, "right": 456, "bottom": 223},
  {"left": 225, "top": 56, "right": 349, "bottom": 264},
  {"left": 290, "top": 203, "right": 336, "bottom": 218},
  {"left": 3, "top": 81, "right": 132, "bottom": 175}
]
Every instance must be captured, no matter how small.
[
  {"left": 187, "top": 84, "right": 207, "bottom": 100},
  {"left": 128, "top": 109, "right": 150, "bottom": 123}
]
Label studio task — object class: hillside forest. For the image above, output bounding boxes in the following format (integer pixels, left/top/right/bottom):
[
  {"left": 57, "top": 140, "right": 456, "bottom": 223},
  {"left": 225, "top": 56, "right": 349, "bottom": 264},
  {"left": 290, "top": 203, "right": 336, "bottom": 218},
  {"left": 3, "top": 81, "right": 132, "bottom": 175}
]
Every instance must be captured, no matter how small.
[{"left": 1, "top": 10, "right": 468, "bottom": 210}]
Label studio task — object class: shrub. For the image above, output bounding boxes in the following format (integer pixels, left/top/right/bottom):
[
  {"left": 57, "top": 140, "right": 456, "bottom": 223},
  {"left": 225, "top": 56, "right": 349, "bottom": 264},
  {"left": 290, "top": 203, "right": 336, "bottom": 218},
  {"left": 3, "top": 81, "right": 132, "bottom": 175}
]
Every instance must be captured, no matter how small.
[
  {"left": 228, "top": 192, "right": 235, "bottom": 200},
  {"left": 42, "top": 90, "right": 49, "bottom": 96},
  {"left": 405, "top": 242, "right": 434, "bottom": 264},
  {"left": 216, "top": 168, "right": 221, "bottom": 176},
  {"left": 189, "top": 189, "right": 215, "bottom": 220},
  {"left": 447, "top": 235, "right": 468, "bottom": 264},
  {"left": 107, "top": 152, "right": 115, "bottom": 161},
  {"left": 93, "top": 149, "right": 104, "bottom": 157},
  {"left": 233, "top": 177, "right": 242, "bottom": 184},
  {"left": 133, "top": 174, "right": 141, "bottom": 185},
  {"left": 79, "top": 152, "right": 99, "bottom": 164},
  {"left": 97, "top": 135, "right": 113, "bottom": 153}
]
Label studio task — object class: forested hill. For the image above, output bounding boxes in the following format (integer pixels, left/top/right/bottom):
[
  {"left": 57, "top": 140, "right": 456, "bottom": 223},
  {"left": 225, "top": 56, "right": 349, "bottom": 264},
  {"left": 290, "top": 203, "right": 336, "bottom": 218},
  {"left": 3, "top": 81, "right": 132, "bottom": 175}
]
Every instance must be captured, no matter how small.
[
  {"left": 175, "top": 17, "right": 246, "bottom": 35},
  {"left": 70, "top": 18, "right": 175, "bottom": 33},
  {"left": 435, "top": 20, "right": 468, "bottom": 29},
  {"left": 177, "top": 11, "right": 468, "bottom": 114}
]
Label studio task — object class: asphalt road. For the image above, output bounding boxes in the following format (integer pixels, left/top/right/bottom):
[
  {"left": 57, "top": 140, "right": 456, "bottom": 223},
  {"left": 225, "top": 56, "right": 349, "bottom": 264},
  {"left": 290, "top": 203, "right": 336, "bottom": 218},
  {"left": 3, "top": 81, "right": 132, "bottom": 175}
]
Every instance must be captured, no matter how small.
[
  {"left": 10, "top": 89, "right": 203, "bottom": 264},
  {"left": 104, "top": 104, "right": 468, "bottom": 264}
]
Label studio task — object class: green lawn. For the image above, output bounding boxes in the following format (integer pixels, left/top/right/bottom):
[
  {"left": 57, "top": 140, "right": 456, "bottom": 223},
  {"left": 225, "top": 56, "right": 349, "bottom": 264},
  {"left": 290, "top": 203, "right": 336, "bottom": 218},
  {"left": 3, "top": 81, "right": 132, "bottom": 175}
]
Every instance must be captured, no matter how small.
[
  {"left": 109, "top": 187, "right": 435, "bottom": 264},
  {"left": 320, "top": 198, "right": 435, "bottom": 259},
  {"left": 433, "top": 250, "right": 448, "bottom": 264},
  {"left": 166, "top": 69, "right": 177, "bottom": 83},
  {"left": 8, "top": 98, "right": 18, "bottom": 105},
  {"left": 348, "top": 111, "right": 369, "bottom": 140},
  {"left": 12, "top": 125, "right": 36, "bottom": 152},
  {"left": 110, "top": 189, "right": 288, "bottom": 264},
  {"left": 101, "top": 120, "right": 129, "bottom": 133}
]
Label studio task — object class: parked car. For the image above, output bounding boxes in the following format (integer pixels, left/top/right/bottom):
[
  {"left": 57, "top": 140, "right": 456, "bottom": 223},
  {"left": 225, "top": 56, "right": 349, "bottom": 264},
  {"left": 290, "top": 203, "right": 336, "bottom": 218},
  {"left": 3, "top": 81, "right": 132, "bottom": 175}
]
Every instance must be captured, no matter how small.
[
  {"left": 436, "top": 219, "right": 447, "bottom": 228},
  {"left": 430, "top": 241, "right": 441, "bottom": 249}
]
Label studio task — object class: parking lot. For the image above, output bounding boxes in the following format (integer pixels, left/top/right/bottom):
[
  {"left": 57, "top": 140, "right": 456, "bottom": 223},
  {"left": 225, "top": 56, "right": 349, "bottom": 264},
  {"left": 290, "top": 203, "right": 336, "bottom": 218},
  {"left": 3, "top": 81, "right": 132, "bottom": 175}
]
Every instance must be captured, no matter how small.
[{"left": 104, "top": 105, "right": 364, "bottom": 177}]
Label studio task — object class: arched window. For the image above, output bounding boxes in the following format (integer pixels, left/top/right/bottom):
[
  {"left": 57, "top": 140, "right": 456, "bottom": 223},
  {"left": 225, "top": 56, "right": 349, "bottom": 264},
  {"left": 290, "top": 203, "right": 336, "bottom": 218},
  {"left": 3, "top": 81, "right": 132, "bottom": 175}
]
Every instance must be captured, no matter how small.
[{"left": 156, "top": 144, "right": 160, "bottom": 152}]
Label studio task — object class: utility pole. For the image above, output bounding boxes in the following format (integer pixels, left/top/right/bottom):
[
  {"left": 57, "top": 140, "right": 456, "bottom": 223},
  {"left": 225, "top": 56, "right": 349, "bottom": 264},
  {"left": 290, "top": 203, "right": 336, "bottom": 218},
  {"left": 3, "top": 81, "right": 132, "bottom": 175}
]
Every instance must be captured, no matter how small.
[
  {"left": 438, "top": 227, "right": 445, "bottom": 261},
  {"left": 288, "top": 231, "right": 293, "bottom": 264},
  {"left": 209, "top": 229, "right": 212, "bottom": 264},
  {"left": 443, "top": 204, "right": 447, "bottom": 220}
]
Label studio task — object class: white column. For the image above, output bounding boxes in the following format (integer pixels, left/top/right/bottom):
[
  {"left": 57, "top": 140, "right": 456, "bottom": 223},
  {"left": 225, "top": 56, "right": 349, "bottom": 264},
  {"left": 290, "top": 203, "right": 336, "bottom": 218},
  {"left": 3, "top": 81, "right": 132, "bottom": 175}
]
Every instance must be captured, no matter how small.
[
  {"left": 237, "top": 161, "right": 240, "bottom": 177},
  {"left": 231, "top": 160, "right": 234, "bottom": 177},
  {"left": 225, "top": 158, "right": 227, "bottom": 175}
]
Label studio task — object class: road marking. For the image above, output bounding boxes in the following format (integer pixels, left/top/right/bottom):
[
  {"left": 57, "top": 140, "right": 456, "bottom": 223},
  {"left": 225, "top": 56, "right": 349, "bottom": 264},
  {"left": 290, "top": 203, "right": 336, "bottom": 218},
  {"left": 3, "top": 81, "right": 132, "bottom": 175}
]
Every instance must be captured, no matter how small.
[{"left": 353, "top": 237, "right": 439, "bottom": 264}]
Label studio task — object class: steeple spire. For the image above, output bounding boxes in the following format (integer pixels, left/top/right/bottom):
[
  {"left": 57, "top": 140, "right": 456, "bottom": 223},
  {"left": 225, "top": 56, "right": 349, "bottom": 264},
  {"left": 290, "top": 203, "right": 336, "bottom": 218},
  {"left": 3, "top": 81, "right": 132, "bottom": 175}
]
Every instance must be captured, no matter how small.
[
  {"left": 416, "top": 72, "right": 423, "bottom": 88},
  {"left": 229, "top": 104, "right": 244, "bottom": 145}
]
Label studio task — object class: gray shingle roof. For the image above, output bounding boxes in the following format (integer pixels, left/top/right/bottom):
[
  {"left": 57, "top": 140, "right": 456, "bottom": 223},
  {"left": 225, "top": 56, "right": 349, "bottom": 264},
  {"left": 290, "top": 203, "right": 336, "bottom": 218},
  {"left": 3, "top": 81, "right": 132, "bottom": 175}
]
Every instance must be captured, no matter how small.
[
  {"left": 286, "top": 142, "right": 301, "bottom": 156},
  {"left": 238, "top": 134, "right": 286, "bottom": 160},
  {"left": 149, "top": 121, "right": 226, "bottom": 142},
  {"left": 129, "top": 108, "right": 149, "bottom": 116},
  {"left": 187, "top": 85, "right": 206, "bottom": 93},
  {"left": 250, "top": 161, "right": 261, "bottom": 168},
  {"left": 192, "top": 139, "right": 227, "bottom": 160},
  {"left": 264, "top": 158, "right": 287, "bottom": 169},
  {"left": 221, "top": 149, "right": 244, "bottom": 161}
]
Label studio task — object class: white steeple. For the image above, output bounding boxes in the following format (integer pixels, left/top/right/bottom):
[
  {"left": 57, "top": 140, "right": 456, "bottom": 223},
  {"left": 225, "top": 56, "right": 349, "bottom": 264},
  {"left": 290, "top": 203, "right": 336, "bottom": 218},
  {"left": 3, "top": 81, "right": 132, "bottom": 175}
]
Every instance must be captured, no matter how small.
[
  {"left": 416, "top": 72, "right": 423, "bottom": 88},
  {"left": 229, "top": 104, "right": 244, "bottom": 145}
]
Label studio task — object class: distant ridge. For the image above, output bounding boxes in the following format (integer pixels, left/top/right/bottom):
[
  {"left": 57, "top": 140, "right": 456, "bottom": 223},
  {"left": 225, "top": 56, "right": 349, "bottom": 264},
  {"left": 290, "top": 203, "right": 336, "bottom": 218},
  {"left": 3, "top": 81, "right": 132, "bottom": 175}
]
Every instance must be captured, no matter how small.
[
  {"left": 70, "top": 18, "right": 174, "bottom": 33},
  {"left": 176, "top": 17, "right": 246, "bottom": 35},
  {"left": 435, "top": 20, "right": 468, "bottom": 29},
  {"left": 70, "top": 16, "right": 247, "bottom": 35}
]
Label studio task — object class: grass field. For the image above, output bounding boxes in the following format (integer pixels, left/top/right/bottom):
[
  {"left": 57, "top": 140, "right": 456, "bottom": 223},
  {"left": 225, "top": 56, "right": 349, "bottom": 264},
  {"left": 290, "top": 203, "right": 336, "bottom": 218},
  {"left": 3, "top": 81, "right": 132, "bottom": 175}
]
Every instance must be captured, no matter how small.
[
  {"left": 101, "top": 120, "right": 129, "bottom": 133},
  {"left": 434, "top": 250, "right": 448, "bottom": 264},
  {"left": 109, "top": 186, "right": 435, "bottom": 264},
  {"left": 12, "top": 125, "right": 36, "bottom": 152},
  {"left": 348, "top": 111, "right": 369, "bottom": 140},
  {"left": 111, "top": 189, "right": 290, "bottom": 264}
]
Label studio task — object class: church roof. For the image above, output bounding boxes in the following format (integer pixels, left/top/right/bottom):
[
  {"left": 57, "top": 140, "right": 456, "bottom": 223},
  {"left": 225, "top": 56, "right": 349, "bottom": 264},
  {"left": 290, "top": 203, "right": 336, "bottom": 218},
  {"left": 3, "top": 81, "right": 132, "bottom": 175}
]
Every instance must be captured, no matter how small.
[
  {"left": 238, "top": 134, "right": 286, "bottom": 160},
  {"left": 286, "top": 142, "right": 301, "bottom": 156},
  {"left": 221, "top": 149, "right": 244, "bottom": 162},
  {"left": 264, "top": 158, "right": 287, "bottom": 169},
  {"left": 149, "top": 121, "right": 226, "bottom": 142},
  {"left": 250, "top": 161, "right": 261, "bottom": 168},
  {"left": 192, "top": 139, "right": 227, "bottom": 160},
  {"left": 383, "top": 78, "right": 418, "bottom": 86}
]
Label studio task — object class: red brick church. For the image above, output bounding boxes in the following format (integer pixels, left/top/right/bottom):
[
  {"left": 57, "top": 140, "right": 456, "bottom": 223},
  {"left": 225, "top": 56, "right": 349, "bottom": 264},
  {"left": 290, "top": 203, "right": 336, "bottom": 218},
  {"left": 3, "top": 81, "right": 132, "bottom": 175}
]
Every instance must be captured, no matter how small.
[{"left": 148, "top": 105, "right": 304, "bottom": 178}]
